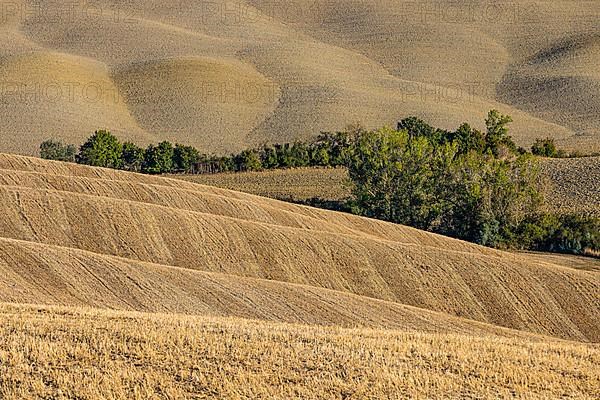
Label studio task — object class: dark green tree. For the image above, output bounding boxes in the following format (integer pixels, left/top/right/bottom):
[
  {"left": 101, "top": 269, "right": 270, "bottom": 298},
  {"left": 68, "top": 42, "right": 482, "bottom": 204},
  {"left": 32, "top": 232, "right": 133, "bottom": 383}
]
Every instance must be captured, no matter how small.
[
  {"left": 484, "top": 110, "right": 516, "bottom": 157},
  {"left": 121, "top": 141, "right": 145, "bottom": 172},
  {"left": 173, "top": 144, "right": 200, "bottom": 173},
  {"left": 289, "top": 141, "right": 310, "bottom": 167},
  {"left": 260, "top": 145, "right": 279, "bottom": 169},
  {"left": 234, "top": 149, "right": 262, "bottom": 171},
  {"left": 453, "top": 123, "right": 485, "bottom": 154},
  {"left": 77, "top": 130, "right": 123, "bottom": 168},
  {"left": 142, "top": 141, "right": 174, "bottom": 174},
  {"left": 39, "top": 139, "right": 76, "bottom": 162},
  {"left": 275, "top": 143, "right": 294, "bottom": 168},
  {"left": 397, "top": 117, "right": 435, "bottom": 139}
]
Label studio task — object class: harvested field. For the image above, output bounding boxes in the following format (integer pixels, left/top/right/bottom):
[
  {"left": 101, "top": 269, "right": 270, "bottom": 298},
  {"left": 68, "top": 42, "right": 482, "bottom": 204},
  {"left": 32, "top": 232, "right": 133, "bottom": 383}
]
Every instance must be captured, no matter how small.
[
  {"left": 172, "top": 167, "right": 351, "bottom": 203},
  {"left": 1, "top": 303, "right": 599, "bottom": 400},
  {"left": 541, "top": 157, "right": 600, "bottom": 217}
]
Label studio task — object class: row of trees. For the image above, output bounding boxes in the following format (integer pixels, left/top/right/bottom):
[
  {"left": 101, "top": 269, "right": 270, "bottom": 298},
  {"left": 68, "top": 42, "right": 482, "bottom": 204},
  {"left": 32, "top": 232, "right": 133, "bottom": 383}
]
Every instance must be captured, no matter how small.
[
  {"left": 40, "top": 130, "right": 355, "bottom": 175},
  {"left": 40, "top": 119, "right": 579, "bottom": 176},
  {"left": 41, "top": 131, "right": 203, "bottom": 174},
  {"left": 39, "top": 112, "right": 599, "bottom": 255}
]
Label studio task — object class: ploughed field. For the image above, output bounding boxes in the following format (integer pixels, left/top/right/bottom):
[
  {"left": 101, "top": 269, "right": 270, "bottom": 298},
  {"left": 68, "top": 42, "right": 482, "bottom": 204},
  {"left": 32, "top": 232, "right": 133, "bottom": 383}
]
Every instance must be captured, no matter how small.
[{"left": 1, "top": 0, "right": 600, "bottom": 155}]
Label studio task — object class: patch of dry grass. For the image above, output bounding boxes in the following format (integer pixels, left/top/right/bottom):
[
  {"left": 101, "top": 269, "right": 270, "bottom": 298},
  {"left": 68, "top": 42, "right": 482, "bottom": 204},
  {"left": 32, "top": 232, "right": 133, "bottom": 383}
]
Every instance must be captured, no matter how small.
[{"left": 1, "top": 303, "right": 599, "bottom": 400}]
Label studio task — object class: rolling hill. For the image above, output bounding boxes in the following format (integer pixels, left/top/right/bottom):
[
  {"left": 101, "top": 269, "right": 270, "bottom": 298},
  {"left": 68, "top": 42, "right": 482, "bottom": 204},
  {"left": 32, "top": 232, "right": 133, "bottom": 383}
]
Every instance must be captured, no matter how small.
[
  {"left": 0, "top": 153, "right": 598, "bottom": 343},
  {"left": 0, "top": 154, "right": 599, "bottom": 398},
  {"left": 1, "top": 0, "right": 599, "bottom": 155}
]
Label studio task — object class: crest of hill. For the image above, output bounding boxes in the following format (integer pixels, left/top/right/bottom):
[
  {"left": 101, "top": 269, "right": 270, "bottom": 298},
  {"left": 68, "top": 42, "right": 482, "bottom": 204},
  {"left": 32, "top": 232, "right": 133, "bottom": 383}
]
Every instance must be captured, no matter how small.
[{"left": 0, "top": 154, "right": 598, "bottom": 342}]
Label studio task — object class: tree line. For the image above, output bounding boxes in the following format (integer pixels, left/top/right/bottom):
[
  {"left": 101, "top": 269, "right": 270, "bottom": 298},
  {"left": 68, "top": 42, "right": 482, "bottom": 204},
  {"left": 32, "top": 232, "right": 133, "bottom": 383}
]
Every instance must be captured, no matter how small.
[
  {"left": 39, "top": 111, "right": 599, "bottom": 256},
  {"left": 40, "top": 130, "right": 354, "bottom": 175}
]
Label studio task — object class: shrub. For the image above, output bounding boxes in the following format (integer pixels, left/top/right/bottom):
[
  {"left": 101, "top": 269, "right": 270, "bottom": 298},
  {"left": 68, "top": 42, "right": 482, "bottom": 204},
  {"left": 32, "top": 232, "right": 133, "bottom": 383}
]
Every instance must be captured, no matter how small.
[
  {"left": 517, "top": 214, "right": 600, "bottom": 256},
  {"left": 531, "top": 138, "right": 559, "bottom": 157},
  {"left": 39, "top": 139, "right": 76, "bottom": 162}
]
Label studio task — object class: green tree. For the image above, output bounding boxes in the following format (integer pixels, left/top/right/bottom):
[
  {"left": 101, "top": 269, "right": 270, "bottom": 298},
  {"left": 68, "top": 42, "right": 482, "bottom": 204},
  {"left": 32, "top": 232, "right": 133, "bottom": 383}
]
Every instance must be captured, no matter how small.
[
  {"left": 531, "top": 138, "right": 559, "bottom": 157},
  {"left": 77, "top": 130, "right": 123, "bottom": 168},
  {"left": 347, "top": 127, "right": 447, "bottom": 230},
  {"left": 234, "top": 149, "right": 262, "bottom": 171},
  {"left": 142, "top": 141, "right": 174, "bottom": 174},
  {"left": 444, "top": 153, "right": 542, "bottom": 247},
  {"left": 173, "top": 144, "right": 200, "bottom": 173},
  {"left": 39, "top": 139, "right": 76, "bottom": 162},
  {"left": 517, "top": 213, "right": 600, "bottom": 255},
  {"left": 275, "top": 143, "right": 294, "bottom": 168},
  {"left": 309, "top": 143, "right": 330, "bottom": 167},
  {"left": 346, "top": 125, "right": 543, "bottom": 246},
  {"left": 121, "top": 141, "right": 145, "bottom": 172},
  {"left": 289, "top": 141, "right": 310, "bottom": 167},
  {"left": 260, "top": 145, "right": 279, "bottom": 169},
  {"left": 397, "top": 117, "right": 451, "bottom": 144},
  {"left": 315, "top": 132, "right": 354, "bottom": 166},
  {"left": 397, "top": 117, "right": 435, "bottom": 139},
  {"left": 484, "top": 110, "right": 516, "bottom": 157},
  {"left": 453, "top": 123, "right": 485, "bottom": 154}
]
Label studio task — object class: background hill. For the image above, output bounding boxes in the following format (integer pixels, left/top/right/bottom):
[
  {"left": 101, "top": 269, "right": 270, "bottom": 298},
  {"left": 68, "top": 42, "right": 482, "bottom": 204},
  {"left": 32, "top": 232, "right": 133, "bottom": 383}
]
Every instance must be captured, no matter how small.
[{"left": 1, "top": 0, "right": 599, "bottom": 155}]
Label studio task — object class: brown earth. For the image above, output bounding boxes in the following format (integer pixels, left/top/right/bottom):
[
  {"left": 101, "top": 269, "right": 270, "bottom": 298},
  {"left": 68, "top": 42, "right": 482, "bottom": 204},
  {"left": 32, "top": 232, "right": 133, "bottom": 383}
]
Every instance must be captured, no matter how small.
[{"left": 1, "top": 0, "right": 599, "bottom": 155}]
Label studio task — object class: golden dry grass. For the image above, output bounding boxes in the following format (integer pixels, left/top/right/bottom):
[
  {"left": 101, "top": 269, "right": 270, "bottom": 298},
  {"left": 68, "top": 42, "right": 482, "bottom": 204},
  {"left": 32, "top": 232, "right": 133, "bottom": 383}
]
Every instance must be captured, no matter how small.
[
  {"left": 1, "top": 303, "right": 599, "bottom": 400},
  {"left": 0, "top": 153, "right": 599, "bottom": 342},
  {"left": 0, "top": 0, "right": 599, "bottom": 154}
]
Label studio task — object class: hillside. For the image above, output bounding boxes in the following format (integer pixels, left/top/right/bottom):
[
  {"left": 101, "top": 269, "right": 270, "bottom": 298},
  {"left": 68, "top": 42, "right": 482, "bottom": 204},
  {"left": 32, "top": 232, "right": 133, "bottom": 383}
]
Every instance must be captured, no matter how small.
[
  {"left": 0, "top": 153, "right": 599, "bottom": 342},
  {"left": 1, "top": 0, "right": 599, "bottom": 155},
  {"left": 1, "top": 303, "right": 599, "bottom": 399},
  {"left": 541, "top": 156, "right": 600, "bottom": 217}
]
